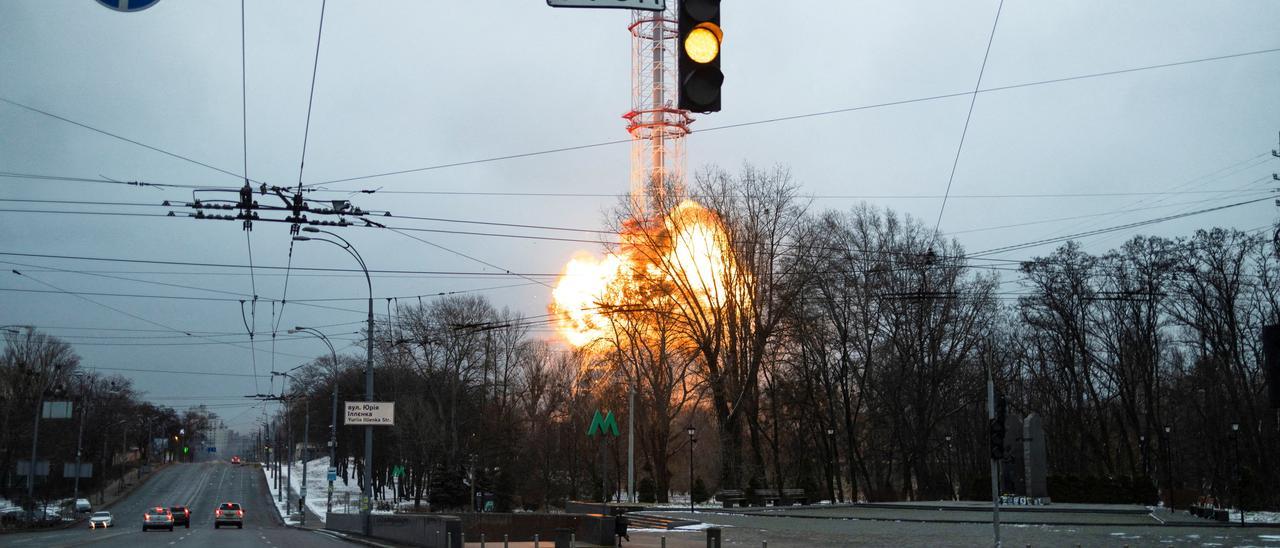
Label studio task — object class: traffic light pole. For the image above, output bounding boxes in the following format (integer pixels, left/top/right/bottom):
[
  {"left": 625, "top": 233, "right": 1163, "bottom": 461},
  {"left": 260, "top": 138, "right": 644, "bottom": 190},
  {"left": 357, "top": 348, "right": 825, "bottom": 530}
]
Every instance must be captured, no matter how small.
[{"left": 987, "top": 366, "right": 1000, "bottom": 548}]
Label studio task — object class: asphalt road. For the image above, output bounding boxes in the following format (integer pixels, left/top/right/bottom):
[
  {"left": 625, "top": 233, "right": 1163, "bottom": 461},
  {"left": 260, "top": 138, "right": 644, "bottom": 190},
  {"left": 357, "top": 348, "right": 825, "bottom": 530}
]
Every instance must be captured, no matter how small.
[{"left": 1, "top": 461, "right": 355, "bottom": 548}]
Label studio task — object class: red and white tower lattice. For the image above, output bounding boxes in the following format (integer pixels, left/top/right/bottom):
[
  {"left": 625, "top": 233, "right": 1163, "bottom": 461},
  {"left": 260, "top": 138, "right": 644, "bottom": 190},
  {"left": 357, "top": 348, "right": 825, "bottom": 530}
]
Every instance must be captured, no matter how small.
[{"left": 625, "top": 3, "right": 694, "bottom": 218}]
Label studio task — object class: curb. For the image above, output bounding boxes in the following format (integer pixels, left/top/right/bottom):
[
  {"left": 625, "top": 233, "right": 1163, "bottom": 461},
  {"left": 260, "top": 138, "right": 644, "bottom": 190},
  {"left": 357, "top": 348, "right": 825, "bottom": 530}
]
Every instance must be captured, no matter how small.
[{"left": 728, "top": 510, "right": 1253, "bottom": 528}]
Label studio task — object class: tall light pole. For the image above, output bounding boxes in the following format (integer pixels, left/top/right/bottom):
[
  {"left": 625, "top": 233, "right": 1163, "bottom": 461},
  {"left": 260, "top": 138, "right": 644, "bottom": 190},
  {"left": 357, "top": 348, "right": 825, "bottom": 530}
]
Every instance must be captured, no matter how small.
[
  {"left": 826, "top": 428, "right": 837, "bottom": 503},
  {"left": 1231, "top": 422, "right": 1242, "bottom": 526},
  {"left": 294, "top": 227, "right": 374, "bottom": 536},
  {"left": 686, "top": 425, "right": 695, "bottom": 514},
  {"left": 71, "top": 372, "right": 90, "bottom": 504},
  {"left": 273, "top": 363, "right": 306, "bottom": 520},
  {"left": 291, "top": 326, "right": 339, "bottom": 514}
]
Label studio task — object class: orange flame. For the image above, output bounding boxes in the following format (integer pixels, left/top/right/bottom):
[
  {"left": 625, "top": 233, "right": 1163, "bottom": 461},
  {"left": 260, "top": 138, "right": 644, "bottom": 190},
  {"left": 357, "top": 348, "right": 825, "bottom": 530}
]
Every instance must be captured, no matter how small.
[{"left": 552, "top": 200, "right": 741, "bottom": 347}]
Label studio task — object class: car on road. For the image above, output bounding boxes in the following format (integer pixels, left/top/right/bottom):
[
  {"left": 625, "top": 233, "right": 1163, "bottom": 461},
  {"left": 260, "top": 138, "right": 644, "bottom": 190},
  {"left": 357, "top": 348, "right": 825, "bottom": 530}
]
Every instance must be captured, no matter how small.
[
  {"left": 142, "top": 507, "right": 174, "bottom": 531},
  {"left": 74, "top": 498, "right": 92, "bottom": 513},
  {"left": 169, "top": 505, "right": 191, "bottom": 528},
  {"left": 213, "top": 502, "right": 243, "bottom": 529},
  {"left": 88, "top": 511, "right": 113, "bottom": 529},
  {"left": 231, "top": 456, "right": 241, "bottom": 465}
]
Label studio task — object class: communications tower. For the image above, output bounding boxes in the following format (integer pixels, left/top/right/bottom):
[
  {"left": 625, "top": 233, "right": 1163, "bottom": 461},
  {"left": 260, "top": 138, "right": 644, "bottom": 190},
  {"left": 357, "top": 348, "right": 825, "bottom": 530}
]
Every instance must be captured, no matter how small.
[{"left": 625, "top": 3, "right": 694, "bottom": 218}]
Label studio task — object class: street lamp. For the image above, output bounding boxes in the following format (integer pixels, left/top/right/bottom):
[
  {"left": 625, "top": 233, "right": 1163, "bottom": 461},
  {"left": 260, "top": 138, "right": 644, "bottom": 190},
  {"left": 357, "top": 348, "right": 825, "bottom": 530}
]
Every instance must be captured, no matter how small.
[
  {"left": 273, "top": 365, "right": 307, "bottom": 523},
  {"left": 686, "top": 425, "right": 696, "bottom": 514},
  {"left": 826, "top": 428, "right": 837, "bottom": 503},
  {"left": 1231, "top": 422, "right": 1242, "bottom": 526},
  {"left": 944, "top": 435, "right": 954, "bottom": 501},
  {"left": 290, "top": 326, "right": 340, "bottom": 514},
  {"left": 294, "top": 227, "right": 375, "bottom": 535},
  {"left": 1163, "top": 424, "right": 1173, "bottom": 507}
]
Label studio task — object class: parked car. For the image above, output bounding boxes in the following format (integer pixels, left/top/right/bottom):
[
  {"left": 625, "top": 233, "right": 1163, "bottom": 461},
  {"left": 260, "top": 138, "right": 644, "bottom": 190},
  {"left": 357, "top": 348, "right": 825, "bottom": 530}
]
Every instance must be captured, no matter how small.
[
  {"left": 142, "top": 507, "right": 173, "bottom": 531},
  {"left": 213, "top": 502, "right": 243, "bottom": 529},
  {"left": 88, "top": 511, "right": 113, "bottom": 529},
  {"left": 169, "top": 506, "right": 190, "bottom": 528}
]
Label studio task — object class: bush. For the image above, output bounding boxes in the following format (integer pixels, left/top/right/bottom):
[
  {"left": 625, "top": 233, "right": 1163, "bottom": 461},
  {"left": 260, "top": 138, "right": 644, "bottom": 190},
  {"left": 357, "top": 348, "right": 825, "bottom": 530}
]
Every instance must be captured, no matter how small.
[
  {"left": 1046, "top": 475, "right": 1157, "bottom": 504},
  {"left": 638, "top": 477, "right": 657, "bottom": 503},
  {"left": 691, "top": 477, "right": 709, "bottom": 504}
]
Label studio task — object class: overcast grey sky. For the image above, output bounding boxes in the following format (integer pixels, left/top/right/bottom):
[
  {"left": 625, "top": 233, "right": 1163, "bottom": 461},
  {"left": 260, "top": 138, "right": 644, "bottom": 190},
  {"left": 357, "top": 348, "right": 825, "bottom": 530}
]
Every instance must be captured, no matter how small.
[{"left": 2, "top": 1, "right": 1278, "bottom": 432}]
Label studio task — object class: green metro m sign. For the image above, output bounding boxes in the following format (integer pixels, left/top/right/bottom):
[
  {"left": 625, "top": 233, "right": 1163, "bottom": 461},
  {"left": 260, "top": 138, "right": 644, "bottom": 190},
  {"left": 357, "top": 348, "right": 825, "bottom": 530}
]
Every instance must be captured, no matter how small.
[{"left": 587, "top": 410, "right": 620, "bottom": 437}]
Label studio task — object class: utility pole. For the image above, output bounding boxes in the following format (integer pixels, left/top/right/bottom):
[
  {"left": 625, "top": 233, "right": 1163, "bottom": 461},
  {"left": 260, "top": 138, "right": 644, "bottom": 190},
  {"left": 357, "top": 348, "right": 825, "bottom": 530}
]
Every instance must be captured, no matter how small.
[
  {"left": 291, "top": 326, "right": 339, "bottom": 514},
  {"left": 292, "top": 228, "right": 373, "bottom": 535},
  {"left": 988, "top": 363, "right": 1001, "bottom": 548},
  {"left": 73, "top": 395, "right": 87, "bottom": 502},
  {"left": 628, "top": 387, "right": 635, "bottom": 503}
]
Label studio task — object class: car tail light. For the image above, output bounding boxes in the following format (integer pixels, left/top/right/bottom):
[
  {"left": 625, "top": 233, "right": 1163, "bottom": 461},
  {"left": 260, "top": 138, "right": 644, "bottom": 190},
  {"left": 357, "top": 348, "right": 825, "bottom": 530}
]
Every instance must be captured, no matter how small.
[
  {"left": 237, "top": 509, "right": 244, "bottom": 517},
  {"left": 144, "top": 514, "right": 149, "bottom": 520},
  {"left": 216, "top": 509, "right": 222, "bottom": 516}
]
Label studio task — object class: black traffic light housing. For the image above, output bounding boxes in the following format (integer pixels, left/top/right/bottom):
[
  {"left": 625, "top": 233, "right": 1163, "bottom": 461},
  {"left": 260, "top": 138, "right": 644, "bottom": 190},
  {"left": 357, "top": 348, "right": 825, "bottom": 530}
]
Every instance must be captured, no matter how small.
[
  {"left": 990, "top": 394, "right": 1007, "bottom": 460},
  {"left": 678, "top": 0, "right": 723, "bottom": 113}
]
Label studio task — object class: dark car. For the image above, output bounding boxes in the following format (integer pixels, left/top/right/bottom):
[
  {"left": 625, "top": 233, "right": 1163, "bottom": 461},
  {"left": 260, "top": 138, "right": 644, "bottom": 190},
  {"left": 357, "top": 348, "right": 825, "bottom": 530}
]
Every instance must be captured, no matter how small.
[
  {"left": 169, "top": 506, "right": 190, "bottom": 528},
  {"left": 214, "top": 502, "right": 243, "bottom": 529},
  {"left": 142, "top": 507, "right": 173, "bottom": 531}
]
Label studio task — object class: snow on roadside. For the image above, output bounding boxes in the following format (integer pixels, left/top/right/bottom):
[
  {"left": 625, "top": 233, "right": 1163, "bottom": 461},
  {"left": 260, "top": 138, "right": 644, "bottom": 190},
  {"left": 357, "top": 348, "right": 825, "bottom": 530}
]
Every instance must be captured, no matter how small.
[
  {"left": 261, "top": 463, "right": 300, "bottom": 526},
  {"left": 268, "top": 455, "right": 398, "bottom": 524}
]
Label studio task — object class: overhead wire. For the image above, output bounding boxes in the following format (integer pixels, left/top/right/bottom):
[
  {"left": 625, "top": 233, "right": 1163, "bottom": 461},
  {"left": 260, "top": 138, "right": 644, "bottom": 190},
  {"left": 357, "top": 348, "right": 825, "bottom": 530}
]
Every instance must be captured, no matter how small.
[
  {"left": 0, "top": 97, "right": 258, "bottom": 185},
  {"left": 303, "top": 46, "right": 1280, "bottom": 188},
  {"left": 932, "top": 0, "right": 1003, "bottom": 242}
]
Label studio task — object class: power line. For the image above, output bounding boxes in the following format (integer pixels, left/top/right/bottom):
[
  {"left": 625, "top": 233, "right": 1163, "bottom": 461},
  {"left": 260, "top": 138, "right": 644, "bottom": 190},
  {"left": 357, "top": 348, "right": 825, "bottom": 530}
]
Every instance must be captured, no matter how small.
[
  {"left": 932, "top": 0, "right": 1003, "bottom": 242},
  {"left": 296, "top": 0, "right": 327, "bottom": 189},
  {"left": 305, "top": 46, "right": 1280, "bottom": 187},
  {"left": 0, "top": 251, "right": 563, "bottom": 276},
  {"left": 7, "top": 269, "right": 313, "bottom": 361},
  {"left": 0, "top": 97, "right": 257, "bottom": 185},
  {"left": 1, "top": 171, "right": 1269, "bottom": 200},
  {"left": 970, "top": 195, "right": 1273, "bottom": 257},
  {"left": 85, "top": 366, "right": 273, "bottom": 378}
]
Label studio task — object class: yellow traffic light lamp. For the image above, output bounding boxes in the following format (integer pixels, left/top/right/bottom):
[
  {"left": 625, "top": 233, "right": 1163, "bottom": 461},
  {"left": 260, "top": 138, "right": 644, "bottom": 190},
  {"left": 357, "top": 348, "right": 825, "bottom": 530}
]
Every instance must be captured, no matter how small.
[
  {"left": 678, "top": 0, "right": 723, "bottom": 113},
  {"left": 684, "top": 22, "right": 722, "bottom": 64}
]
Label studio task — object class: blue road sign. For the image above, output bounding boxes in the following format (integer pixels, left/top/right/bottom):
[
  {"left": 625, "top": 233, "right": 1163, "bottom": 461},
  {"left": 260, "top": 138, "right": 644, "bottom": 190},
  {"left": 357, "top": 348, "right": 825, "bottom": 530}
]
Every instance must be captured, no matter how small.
[
  {"left": 207, "top": 447, "right": 216, "bottom": 453},
  {"left": 95, "top": 0, "right": 160, "bottom": 12},
  {"left": 327, "top": 467, "right": 337, "bottom": 482}
]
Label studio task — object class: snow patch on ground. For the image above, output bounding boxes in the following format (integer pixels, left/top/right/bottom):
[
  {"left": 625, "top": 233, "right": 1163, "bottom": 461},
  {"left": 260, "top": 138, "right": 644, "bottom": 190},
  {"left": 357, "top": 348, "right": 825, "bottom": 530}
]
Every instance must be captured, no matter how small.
[
  {"left": 265, "top": 456, "right": 401, "bottom": 524},
  {"left": 1258, "top": 534, "right": 1280, "bottom": 541}
]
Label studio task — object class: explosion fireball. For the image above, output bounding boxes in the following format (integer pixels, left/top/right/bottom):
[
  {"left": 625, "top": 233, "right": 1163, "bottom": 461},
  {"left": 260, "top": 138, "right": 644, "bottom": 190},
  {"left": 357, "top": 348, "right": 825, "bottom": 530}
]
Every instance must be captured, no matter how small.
[{"left": 552, "top": 200, "right": 741, "bottom": 348}]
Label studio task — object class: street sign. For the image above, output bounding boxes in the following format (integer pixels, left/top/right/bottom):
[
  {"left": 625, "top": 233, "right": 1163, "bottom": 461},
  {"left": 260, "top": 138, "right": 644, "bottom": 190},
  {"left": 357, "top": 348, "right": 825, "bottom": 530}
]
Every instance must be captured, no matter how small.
[
  {"left": 42, "top": 401, "right": 72, "bottom": 419},
  {"left": 345, "top": 402, "right": 395, "bottom": 425},
  {"left": 546, "top": 0, "right": 664, "bottom": 11},
  {"left": 207, "top": 447, "right": 217, "bottom": 453},
  {"left": 327, "top": 467, "right": 337, "bottom": 482},
  {"left": 16, "top": 460, "right": 49, "bottom": 477},
  {"left": 62, "top": 462, "right": 93, "bottom": 478},
  {"left": 95, "top": 0, "right": 161, "bottom": 12},
  {"left": 392, "top": 465, "right": 405, "bottom": 478},
  {"left": 587, "top": 410, "right": 620, "bottom": 437}
]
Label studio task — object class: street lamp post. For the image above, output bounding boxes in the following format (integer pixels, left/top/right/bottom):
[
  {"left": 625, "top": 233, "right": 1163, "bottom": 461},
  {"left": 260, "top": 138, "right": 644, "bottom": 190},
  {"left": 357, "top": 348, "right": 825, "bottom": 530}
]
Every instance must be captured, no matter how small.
[
  {"left": 1231, "top": 422, "right": 1242, "bottom": 526},
  {"left": 826, "top": 428, "right": 837, "bottom": 503},
  {"left": 291, "top": 326, "right": 339, "bottom": 514},
  {"left": 71, "top": 372, "right": 90, "bottom": 504},
  {"left": 294, "top": 228, "right": 374, "bottom": 536},
  {"left": 944, "top": 435, "right": 954, "bottom": 501},
  {"left": 273, "top": 365, "right": 308, "bottom": 524},
  {"left": 1163, "top": 424, "right": 1173, "bottom": 508},
  {"left": 686, "top": 425, "right": 696, "bottom": 514}
]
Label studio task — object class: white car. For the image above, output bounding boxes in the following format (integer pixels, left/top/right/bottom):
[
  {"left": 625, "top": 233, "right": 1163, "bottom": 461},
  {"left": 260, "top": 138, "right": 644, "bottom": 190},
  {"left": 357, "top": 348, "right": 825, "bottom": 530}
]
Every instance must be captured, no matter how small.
[
  {"left": 75, "top": 498, "right": 92, "bottom": 513},
  {"left": 88, "top": 511, "right": 113, "bottom": 529}
]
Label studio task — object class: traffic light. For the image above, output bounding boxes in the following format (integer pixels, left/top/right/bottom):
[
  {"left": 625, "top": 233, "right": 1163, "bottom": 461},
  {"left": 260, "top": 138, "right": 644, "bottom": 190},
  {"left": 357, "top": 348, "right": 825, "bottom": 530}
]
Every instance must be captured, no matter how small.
[
  {"left": 989, "top": 394, "right": 1007, "bottom": 460},
  {"left": 183, "top": 446, "right": 189, "bottom": 455},
  {"left": 678, "top": 0, "right": 723, "bottom": 113}
]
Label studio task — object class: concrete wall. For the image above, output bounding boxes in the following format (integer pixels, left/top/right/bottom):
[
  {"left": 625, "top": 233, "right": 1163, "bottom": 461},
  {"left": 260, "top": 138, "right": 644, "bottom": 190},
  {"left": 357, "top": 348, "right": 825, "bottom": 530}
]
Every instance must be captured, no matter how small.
[
  {"left": 327, "top": 513, "right": 462, "bottom": 548},
  {"left": 459, "top": 512, "right": 615, "bottom": 545}
]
